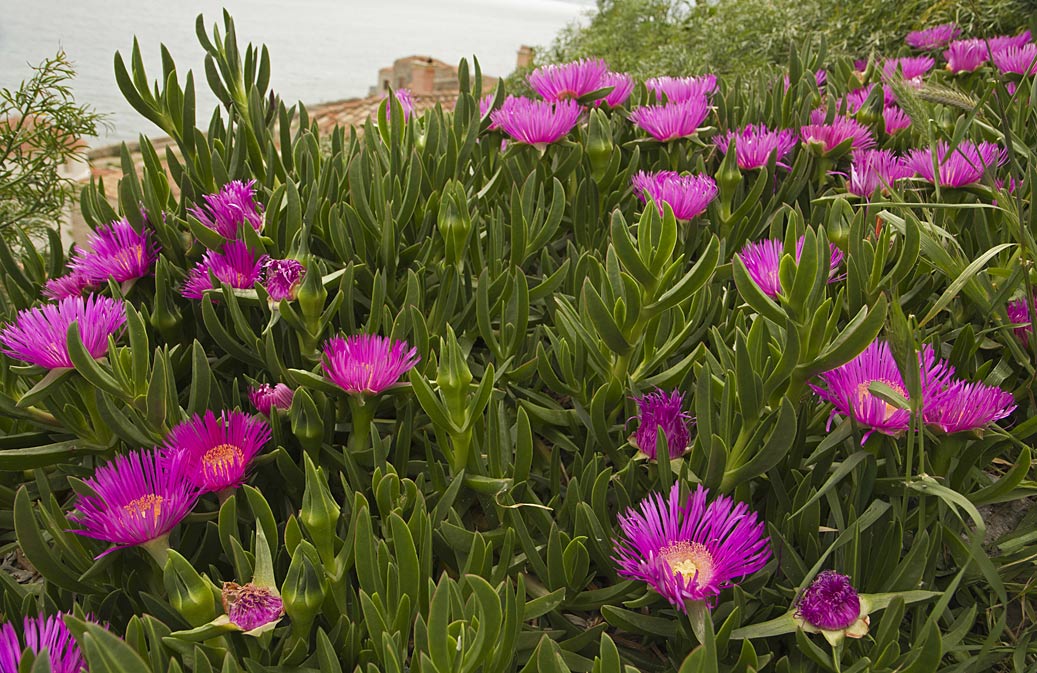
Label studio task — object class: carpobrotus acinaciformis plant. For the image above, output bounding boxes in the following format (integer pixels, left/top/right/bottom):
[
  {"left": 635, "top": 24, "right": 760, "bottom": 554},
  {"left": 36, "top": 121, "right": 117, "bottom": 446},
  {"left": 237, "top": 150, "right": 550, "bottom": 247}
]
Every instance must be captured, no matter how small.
[
  {"left": 189, "top": 179, "right": 264, "bottom": 239},
  {"left": 163, "top": 410, "right": 272, "bottom": 497},
  {"left": 630, "top": 389, "right": 693, "bottom": 460},
  {"left": 0, "top": 612, "right": 87, "bottom": 673},
  {"left": 322, "top": 334, "right": 420, "bottom": 397},
  {"left": 0, "top": 295, "right": 126, "bottom": 370},
  {"left": 630, "top": 170, "right": 717, "bottom": 221},
  {"left": 795, "top": 571, "right": 871, "bottom": 645}
]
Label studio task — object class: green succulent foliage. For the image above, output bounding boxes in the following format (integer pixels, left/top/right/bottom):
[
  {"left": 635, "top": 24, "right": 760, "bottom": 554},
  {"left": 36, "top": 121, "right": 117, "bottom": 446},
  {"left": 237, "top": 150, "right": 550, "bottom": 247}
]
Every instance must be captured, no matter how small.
[{"left": 0, "top": 8, "right": 1035, "bottom": 673}]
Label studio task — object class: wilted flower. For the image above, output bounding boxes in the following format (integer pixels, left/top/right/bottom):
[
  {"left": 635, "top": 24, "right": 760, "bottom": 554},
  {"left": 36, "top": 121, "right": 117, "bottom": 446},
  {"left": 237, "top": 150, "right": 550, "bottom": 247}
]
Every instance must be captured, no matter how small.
[
  {"left": 527, "top": 58, "right": 609, "bottom": 101},
  {"left": 714, "top": 124, "right": 798, "bottom": 170},
  {"left": 264, "top": 258, "right": 305, "bottom": 302},
  {"left": 0, "top": 295, "right": 125, "bottom": 370},
  {"left": 599, "top": 71, "right": 635, "bottom": 107},
  {"left": 69, "top": 218, "right": 159, "bottom": 284},
  {"left": 992, "top": 44, "right": 1037, "bottom": 75},
  {"left": 322, "top": 334, "right": 420, "bottom": 396},
  {"left": 631, "top": 389, "right": 693, "bottom": 459},
  {"left": 43, "top": 270, "right": 94, "bottom": 301},
  {"left": 944, "top": 39, "right": 989, "bottom": 73},
  {"left": 801, "top": 114, "right": 876, "bottom": 153},
  {"left": 923, "top": 380, "right": 1015, "bottom": 433},
  {"left": 189, "top": 180, "right": 264, "bottom": 239},
  {"left": 846, "top": 149, "right": 913, "bottom": 198},
  {"left": 163, "top": 410, "right": 272, "bottom": 494},
  {"left": 882, "top": 56, "right": 935, "bottom": 81},
  {"left": 182, "top": 240, "right": 267, "bottom": 299},
  {"left": 69, "top": 448, "right": 199, "bottom": 558},
  {"left": 645, "top": 75, "right": 718, "bottom": 102},
  {"left": 736, "top": 237, "right": 844, "bottom": 298},
  {"left": 222, "top": 582, "right": 284, "bottom": 632},
  {"left": 811, "top": 340, "right": 954, "bottom": 442},
  {"left": 629, "top": 99, "right": 711, "bottom": 142},
  {"left": 906, "top": 140, "right": 1005, "bottom": 187},
  {"left": 614, "top": 483, "right": 771, "bottom": 610},
  {"left": 1007, "top": 295, "right": 1036, "bottom": 344},
  {"left": 490, "top": 96, "right": 583, "bottom": 150},
  {"left": 0, "top": 613, "right": 86, "bottom": 673},
  {"left": 630, "top": 170, "right": 717, "bottom": 221},
  {"left": 795, "top": 571, "right": 870, "bottom": 645},
  {"left": 249, "top": 383, "right": 295, "bottom": 415},
  {"left": 906, "top": 23, "right": 960, "bottom": 50}
]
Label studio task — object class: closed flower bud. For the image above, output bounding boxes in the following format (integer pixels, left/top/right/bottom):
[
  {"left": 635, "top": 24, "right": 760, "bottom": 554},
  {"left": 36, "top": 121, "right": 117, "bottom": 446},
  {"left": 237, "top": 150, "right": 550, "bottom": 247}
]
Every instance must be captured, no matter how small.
[
  {"left": 300, "top": 455, "right": 340, "bottom": 562},
  {"left": 435, "top": 326, "right": 473, "bottom": 421},
  {"left": 281, "top": 541, "right": 326, "bottom": 634},
  {"left": 164, "top": 550, "right": 218, "bottom": 626},
  {"left": 586, "top": 108, "right": 614, "bottom": 183},
  {"left": 437, "top": 180, "right": 472, "bottom": 270}
]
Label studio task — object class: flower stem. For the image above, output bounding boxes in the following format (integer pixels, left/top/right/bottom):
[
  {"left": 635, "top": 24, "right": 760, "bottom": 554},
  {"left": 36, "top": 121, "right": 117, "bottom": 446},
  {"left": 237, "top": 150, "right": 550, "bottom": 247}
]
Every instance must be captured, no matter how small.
[{"left": 141, "top": 534, "right": 171, "bottom": 568}]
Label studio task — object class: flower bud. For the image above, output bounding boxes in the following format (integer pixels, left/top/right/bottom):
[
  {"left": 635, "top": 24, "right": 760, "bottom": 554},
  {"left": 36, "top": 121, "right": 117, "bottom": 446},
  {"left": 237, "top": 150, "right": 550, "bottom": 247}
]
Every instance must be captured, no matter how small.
[
  {"left": 295, "top": 257, "right": 326, "bottom": 325},
  {"left": 164, "top": 550, "right": 218, "bottom": 627},
  {"left": 290, "top": 388, "right": 325, "bottom": 454},
  {"left": 281, "top": 541, "right": 326, "bottom": 636},
  {"left": 437, "top": 180, "right": 472, "bottom": 270},
  {"left": 435, "top": 325, "right": 473, "bottom": 422},
  {"left": 586, "top": 108, "right": 614, "bottom": 184},
  {"left": 300, "top": 454, "right": 340, "bottom": 563}
]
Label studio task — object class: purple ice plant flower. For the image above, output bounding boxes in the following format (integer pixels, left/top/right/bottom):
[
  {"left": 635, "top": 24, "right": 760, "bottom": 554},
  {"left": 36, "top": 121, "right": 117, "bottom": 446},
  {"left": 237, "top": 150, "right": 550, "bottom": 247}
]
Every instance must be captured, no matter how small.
[
  {"left": 906, "top": 23, "right": 961, "bottom": 50},
  {"left": 264, "top": 258, "right": 305, "bottom": 302},
  {"left": 385, "top": 89, "right": 416, "bottom": 121},
  {"left": 527, "top": 58, "right": 609, "bottom": 101},
  {"left": 986, "top": 31, "right": 1033, "bottom": 52},
  {"left": 249, "top": 383, "right": 295, "bottom": 415},
  {"left": 801, "top": 113, "right": 876, "bottom": 154},
  {"left": 846, "top": 149, "right": 913, "bottom": 199},
  {"left": 68, "top": 218, "right": 159, "bottom": 285},
  {"left": 163, "top": 410, "right": 272, "bottom": 495},
  {"left": 0, "top": 295, "right": 125, "bottom": 370},
  {"left": 42, "top": 270, "right": 94, "bottom": 301},
  {"left": 736, "top": 237, "right": 844, "bottom": 298},
  {"left": 992, "top": 44, "right": 1037, "bottom": 75},
  {"left": 906, "top": 140, "right": 1005, "bottom": 187},
  {"left": 222, "top": 582, "right": 284, "bottom": 632},
  {"left": 645, "top": 75, "right": 718, "bottom": 102},
  {"left": 599, "top": 71, "right": 635, "bottom": 107},
  {"left": 923, "top": 380, "right": 1015, "bottom": 433},
  {"left": 613, "top": 483, "right": 771, "bottom": 610},
  {"left": 811, "top": 340, "right": 954, "bottom": 442},
  {"left": 68, "top": 448, "right": 200, "bottom": 559},
  {"left": 629, "top": 99, "right": 711, "bottom": 142},
  {"left": 882, "top": 56, "right": 935, "bottom": 81},
  {"left": 0, "top": 613, "right": 86, "bottom": 673},
  {"left": 882, "top": 106, "right": 912, "bottom": 133},
  {"left": 322, "top": 334, "right": 420, "bottom": 396},
  {"left": 713, "top": 124, "right": 798, "bottom": 170},
  {"left": 783, "top": 70, "right": 827, "bottom": 92},
  {"left": 1007, "top": 295, "right": 1036, "bottom": 345},
  {"left": 631, "top": 389, "right": 693, "bottom": 459},
  {"left": 490, "top": 96, "right": 583, "bottom": 150},
  {"left": 841, "top": 84, "right": 898, "bottom": 112},
  {"left": 944, "top": 39, "right": 989, "bottom": 73},
  {"left": 795, "top": 571, "right": 870, "bottom": 644},
  {"left": 479, "top": 94, "right": 500, "bottom": 130},
  {"left": 182, "top": 240, "right": 267, "bottom": 299},
  {"left": 630, "top": 170, "right": 717, "bottom": 221},
  {"left": 189, "top": 180, "right": 264, "bottom": 240}
]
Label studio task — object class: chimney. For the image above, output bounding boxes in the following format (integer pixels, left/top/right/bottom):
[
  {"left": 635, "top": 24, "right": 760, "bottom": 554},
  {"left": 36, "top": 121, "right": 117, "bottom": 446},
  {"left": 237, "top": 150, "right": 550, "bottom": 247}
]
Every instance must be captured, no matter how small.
[{"left": 516, "top": 45, "right": 534, "bottom": 70}]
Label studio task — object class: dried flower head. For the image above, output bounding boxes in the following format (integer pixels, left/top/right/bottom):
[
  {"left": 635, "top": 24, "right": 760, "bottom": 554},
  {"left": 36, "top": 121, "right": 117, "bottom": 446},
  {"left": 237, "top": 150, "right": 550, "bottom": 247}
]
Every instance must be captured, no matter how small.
[
  {"left": 631, "top": 389, "right": 693, "bottom": 459},
  {"left": 221, "top": 582, "right": 284, "bottom": 632},
  {"left": 795, "top": 571, "right": 870, "bottom": 645},
  {"left": 264, "top": 258, "right": 305, "bottom": 302}
]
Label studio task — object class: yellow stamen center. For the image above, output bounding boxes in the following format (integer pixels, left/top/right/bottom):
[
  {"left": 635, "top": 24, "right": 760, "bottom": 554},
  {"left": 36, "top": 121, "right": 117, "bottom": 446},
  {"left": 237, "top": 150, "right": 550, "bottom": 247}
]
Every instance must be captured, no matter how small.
[
  {"left": 123, "top": 494, "right": 163, "bottom": 520},
  {"left": 856, "top": 379, "right": 906, "bottom": 420},
  {"left": 203, "top": 443, "right": 244, "bottom": 477},
  {"left": 660, "top": 541, "right": 715, "bottom": 588}
]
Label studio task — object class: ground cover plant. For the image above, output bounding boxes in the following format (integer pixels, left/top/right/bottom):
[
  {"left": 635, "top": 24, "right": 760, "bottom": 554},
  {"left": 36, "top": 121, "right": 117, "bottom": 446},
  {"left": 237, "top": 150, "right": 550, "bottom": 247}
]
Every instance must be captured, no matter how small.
[{"left": 0, "top": 11, "right": 1035, "bottom": 673}]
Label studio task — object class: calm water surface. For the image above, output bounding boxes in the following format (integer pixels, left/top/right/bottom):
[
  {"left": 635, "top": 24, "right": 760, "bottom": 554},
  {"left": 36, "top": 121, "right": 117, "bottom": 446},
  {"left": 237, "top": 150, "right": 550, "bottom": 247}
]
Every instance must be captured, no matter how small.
[{"left": 0, "top": 0, "right": 592, "bottom": 142}]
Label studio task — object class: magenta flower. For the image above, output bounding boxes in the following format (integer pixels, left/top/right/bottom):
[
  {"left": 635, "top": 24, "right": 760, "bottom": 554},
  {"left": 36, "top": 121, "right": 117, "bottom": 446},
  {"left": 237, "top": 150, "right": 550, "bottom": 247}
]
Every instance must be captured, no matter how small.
[
  {"left": 264, "top": 258, "right": 305, "bottom": 302},
  {"left": 987, "top": 31, "right": 1033, "bottom": 52},
  {"left": 249, "top": 383, "right": 295, "bottom": 415},
  {"left": 736, "top": 237, "right": 844, "bottom": 298},
  {"left": 631, "top": 389, "right": 693, "bottom": 459},
  {"left": 992, "top": 44, "right": 1037, "bottom": 75},
  {"left": 882, "top": 106, "right": 911, "bottom": 133},
  {"left": 182, "top": 240, "right": 267, "bottom": 299},
  {"left": 68, "top": 218, "right": 159, "bottom": 285},
  {"left": 882, "top": 56, "right": 935, "bottom": 81},
  {"left": 645, "top": 75, "right": 718, "bottom": 103},
  {"left": 906, "top": 23, "right": 960, "bottom": 50},
  {"left": 614, "top": 483, "right": 770, "bottom": 610},
  {"left": 322, "top": 334, "right": 420, "bottom": 396},
  {"left": 783, "top": 70, "right": 827, "bottom": 92},
  {"left": 801, "top": 114, "right": 876, "bottom": 153},
  {"left": 811, "top": 340, "right": 953, "bottom": 442},
  {"left": 841, "top": 85, "right": 898, "bottom": 112},
  {"left": 490, "top": 96, "right": 582, "bottom": 149},
  {"left": 189, "top": 180, "right": 264, "bottom": 239},
  {"left": 527, "top": 59, "right": 609, "bottom": 101},
  {"left": 906, "top": 140, "right": 1005, "bottom": 187},
  {"left": 43, "top": 270, "right": 94, "bottom": 301},
  {"left": 600, "top": 71, "right": 635, "bottom": 107},
  {"left": 385, "top": 89, "right": 416, "bottom": 120},
  {"left": 944, "top": 39, "right": 989, "bottom": 73},
  {"left": 0, "top": 295, "right": 125, "bottom": 370},
  {"left": 714, "top": 124, "right": 798, "bottom": 170},
  {"left": 68, "top": 448, "right": 199, "bottom": 558},
  {"left": 479, "top": 94, "right": 500, "bottom": 130},
  {"left": 163, "top": 410, "right": 271, "bottom": 494},
  {"left": 796, "top": 571, "right": 862, "bottom": 630},
  {"left": 0, "top": 613, "right": 86, "bottom": 673},
  {"left": 846, "top": 149, "right": 913, "bottom": 198},
  {"left": 222, "top": 582, "right": 284, "bottom": 632},
  {"left": 631, "top": 170, "right": 717, "bottom": 221},
  {"left": 629, "top": 99, "right": 711, "bottom": 142},
  {"left": 1007, "top": 295, "right": 1035, "bottom": 344},
  {"left": 923, "top": 380, "right": 1015, "bottom": 433}
]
